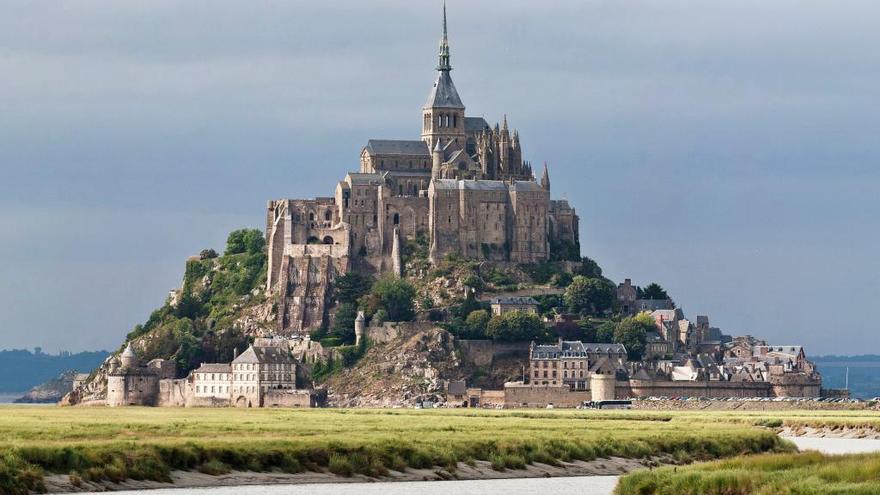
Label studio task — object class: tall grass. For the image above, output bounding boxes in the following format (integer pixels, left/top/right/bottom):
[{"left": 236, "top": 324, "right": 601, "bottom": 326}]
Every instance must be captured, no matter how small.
[
  {"left": 616, "top": 451, "right": 880, "bottom": 495},
  {"left": 0, "top": 406, "right": 798, "bottom": 494}
]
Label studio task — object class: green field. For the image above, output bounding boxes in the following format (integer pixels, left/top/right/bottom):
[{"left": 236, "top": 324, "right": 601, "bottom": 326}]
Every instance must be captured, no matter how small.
[{"left": 0, "top": 406, "right": 791, "bottom": 494}]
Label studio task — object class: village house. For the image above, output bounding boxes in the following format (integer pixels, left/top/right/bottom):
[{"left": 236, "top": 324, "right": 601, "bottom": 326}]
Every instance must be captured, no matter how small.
[{"left": 490, "top": 296, "right": 539, "bottom": 316}]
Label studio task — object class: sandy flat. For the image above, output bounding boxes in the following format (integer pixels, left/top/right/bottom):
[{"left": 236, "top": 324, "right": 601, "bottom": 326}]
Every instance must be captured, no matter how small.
[{"left": 42, "top": 457, "right": 660, "bottom": 493}]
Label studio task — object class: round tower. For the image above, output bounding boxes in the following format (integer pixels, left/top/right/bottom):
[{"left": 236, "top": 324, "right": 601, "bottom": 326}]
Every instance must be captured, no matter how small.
[
  {"left": 590, "top": 371, "right": 617, "bottom": 402},
  {"left": 431, "top": 139, "right": 443, "bottom": 179},
  {"left": 108, "top": 355, "right": 120, "bottom": 374},
  {"left": 120, "top": 342, "right": 138, "bottom": 369},
  {"left": 354, "top": 311, "right": 366, "bottom": 346}
]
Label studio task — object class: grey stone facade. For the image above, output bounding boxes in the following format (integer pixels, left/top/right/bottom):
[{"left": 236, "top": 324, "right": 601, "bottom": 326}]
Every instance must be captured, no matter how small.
[{"left": 265, "top": 7, "right": 580, "bottom": 334}]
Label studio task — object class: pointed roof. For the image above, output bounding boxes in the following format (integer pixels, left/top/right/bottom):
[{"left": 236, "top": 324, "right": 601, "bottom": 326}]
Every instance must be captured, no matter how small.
[
  {"left": 425, "top": 70, "right": 464, "bottom": 109},
  {"left": 540, "top": 163, "right": 550, "bottom": 190},
  {"left": 121, "top": 343, "right": 136, "bottom": 359},
  {"left": 232, "top": 344, "right": 295, "bottom": 365},
  {"left": 424, "top": 3, "right": 464, "bottom": 109}
]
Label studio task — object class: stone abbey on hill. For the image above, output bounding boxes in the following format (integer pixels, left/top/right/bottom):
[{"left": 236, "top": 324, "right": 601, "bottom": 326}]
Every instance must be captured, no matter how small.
[{"left": 265, "top": 6, "right": 579, "bottom": 333}]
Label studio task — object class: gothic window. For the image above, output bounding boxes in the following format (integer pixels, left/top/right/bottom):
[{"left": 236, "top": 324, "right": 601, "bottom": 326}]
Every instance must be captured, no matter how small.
[
  {"left": 453, "top": 114, "right": 458, "bottom": 128},
  {"left": 324, "top": 210, "right": 331, "bottom": 222},
  {"left": 393, "top": 213, "right": 399, "bottom": 225}
]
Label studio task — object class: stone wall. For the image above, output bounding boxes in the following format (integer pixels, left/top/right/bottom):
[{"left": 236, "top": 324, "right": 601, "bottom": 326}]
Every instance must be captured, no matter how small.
[
  {"left": 263, "top": 390, "right": 317, "bottom": 408},
  {"left": 157, "top": 378, "right": 189, "bottom": 407},
  {"left": 503, "top": 383, "right": 590, "bottom": 408},
  {"left": 457, "top": 340, "right": 529, "bottom": 367},
  {"left": 107, "top": 373, "right": 159, "bottom": 407},
  {"left": 626, "top": 380, "right": 772, "bottom": 398}
]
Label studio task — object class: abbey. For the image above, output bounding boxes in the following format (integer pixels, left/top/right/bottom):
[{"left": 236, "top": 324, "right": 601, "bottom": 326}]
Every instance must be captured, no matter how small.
[{"left": 266, "top": 6, "right": 579, "bottom": 333}]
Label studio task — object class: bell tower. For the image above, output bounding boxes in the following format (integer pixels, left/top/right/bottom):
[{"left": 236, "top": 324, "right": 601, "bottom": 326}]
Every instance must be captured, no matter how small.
[{"left": 421, "top": 2, "right": 466, "bottom": 150}]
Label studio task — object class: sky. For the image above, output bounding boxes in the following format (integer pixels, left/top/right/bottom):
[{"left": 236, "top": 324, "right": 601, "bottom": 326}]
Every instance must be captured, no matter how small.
[{"left": 1, "top": 0, "right": 878, "bottom": 355}]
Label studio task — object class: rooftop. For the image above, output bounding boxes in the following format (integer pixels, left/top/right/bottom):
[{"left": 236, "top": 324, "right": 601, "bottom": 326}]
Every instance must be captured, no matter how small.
[
  {"left": 365, "top": 139, "right": 430, "bottom": 156},
  {"left": 491, "top": 296, "right": 538, "bottom": 305}
]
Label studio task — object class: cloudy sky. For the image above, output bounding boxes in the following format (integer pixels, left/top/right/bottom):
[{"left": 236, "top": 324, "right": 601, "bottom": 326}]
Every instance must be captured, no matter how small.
[{"left": 1, "top": 0, "right": 878, "bottom": 355}]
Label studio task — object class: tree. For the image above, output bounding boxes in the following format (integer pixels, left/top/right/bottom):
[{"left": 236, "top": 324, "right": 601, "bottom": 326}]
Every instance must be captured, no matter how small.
[
  {"left": 563, "top": 276, "right": 615, "bottom": 315},
  {"left": 370, "top": 275, "right": 416, "bottom": 322},
  {"left": 331, "top": 302, "right": 358, "bottom": 344},
  {"left": 464, "top": 310, "right": 491, "bottom": 338},
  {"left": 595, "top": 321, "right": 616, "bottom": 343},
  {"left": 638, "top": 282, "right": 669, "bottom": 301},
  {"left": 486, "top": 311, "right": 546, "bottom": 342},
  {"left": 576, "top": 319, "right": 598, "bottom": 342},
  {"left": 613, "top": 313, "right": 654, "bottom": 361},
  {"left": 334, "top": 272, "right": 374, "bottom": 305},
  {"left": 199, "top": 249, "right": 218, "bottom": 260},
  {"left": 225, "top": 229, "right": 265, "bottom": 255},
  {"left": 574, "top": 256, "right": 603, "bottom": 279},
  {"left": 550, "top": 272, "right": 573, "bottom": 288}
]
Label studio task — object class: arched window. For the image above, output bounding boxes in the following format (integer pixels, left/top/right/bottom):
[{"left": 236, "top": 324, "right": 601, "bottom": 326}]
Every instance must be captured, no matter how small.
[
  {"left": 453, "top": 115, "right": 458, "bottom": 128},
  {"left": 322, "top": 236, "right": 334, "bottom": 245},
  {"left": 393, "top": 213, "right": 400, "bottom": 225},
  {"left": 324, "top": 210, "right": 331, "bottom": 222}
]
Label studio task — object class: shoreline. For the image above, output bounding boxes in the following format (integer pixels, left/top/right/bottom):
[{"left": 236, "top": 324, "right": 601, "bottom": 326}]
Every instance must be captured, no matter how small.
[
  {"left": 44, "top": 457, "right": 660, "bottom": 493},
  {"left": 780, "top": 425, "right": 880, "bottom": 440}
]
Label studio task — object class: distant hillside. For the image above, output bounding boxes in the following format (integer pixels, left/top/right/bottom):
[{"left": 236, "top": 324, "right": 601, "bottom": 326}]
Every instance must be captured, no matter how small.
[{"left": 0, "top": 349, "right": 109, "bottom": 392}]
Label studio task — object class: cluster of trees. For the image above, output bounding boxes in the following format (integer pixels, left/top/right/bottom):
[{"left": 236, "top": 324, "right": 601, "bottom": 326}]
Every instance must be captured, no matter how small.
[
  {"left": 123, "top": 228, "right": 268, "bottom": 375},
  {"left": 563, "top": 275, "right": 616, "bottom": 315},
  {"left": 461, "top": 310, "right": 547, "bottom": 342},
  {"left": 319, "top": 273, "right": 417, "bottom": 346},
  {"left": 638, "top": 282, "right": 671, "bottom": 302},
  {"left": 442, "top": 294, "right": 548, "bottom": 342},
  {"left": 561, "top": 312, "right": 655, "bottom": 360}
]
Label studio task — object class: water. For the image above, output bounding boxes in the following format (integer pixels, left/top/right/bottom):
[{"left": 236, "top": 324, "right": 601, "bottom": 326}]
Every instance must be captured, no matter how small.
[
  {"left": 814, "top": 360, "right": 880, "bottom": 399},
  {"left": 76, "top": 437, "right": 880, "bottom": 495},
  {"left": 0, "top": 392, "right": 24, "bottom": 403},
  {"left": 786, "top": 436, "right": 880, "bottom": 455}
]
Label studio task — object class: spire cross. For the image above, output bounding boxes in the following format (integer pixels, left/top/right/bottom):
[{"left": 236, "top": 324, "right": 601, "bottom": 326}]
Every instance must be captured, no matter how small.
[{"left": 437, "top": 1, "right": 452, "bottom": 71}]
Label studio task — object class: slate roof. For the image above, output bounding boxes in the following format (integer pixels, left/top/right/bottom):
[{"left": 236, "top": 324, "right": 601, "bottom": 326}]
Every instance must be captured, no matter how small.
[
  {"left": 491, "top": 296, "right": 538, "bottom": 306},
  {"left": 511, "top": 181, "right": 544, "bottom": 192},
  {"left": 432, "top": 179, "right": 511, "bottom": 191},
  {"left": 365, "top": 139, "right": 430, "bottom": 156},
  {"left": 464, "top": 117, "right": 490, "bottom": 132},
  {"left": 639, "top": 299, "right": 674, "bottom": 311},
  {"left": 194, "top": 363, "right": 232, "bottom": 374},
  {"left": 532, "top": 342, "right": 627, "bottom": 359},
  {"left": 233, "top": 345, "right": 296, "bottom": 365},
  {"left": 346, "top": 172, "right": 384, "bottom": 185},
  {"left": 424, "top": 70, "right": 464, "bottom": 109}
]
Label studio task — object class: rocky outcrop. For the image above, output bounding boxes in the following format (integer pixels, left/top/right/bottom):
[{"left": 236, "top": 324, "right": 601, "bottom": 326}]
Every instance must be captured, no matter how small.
[
  {"left": 16, "top": 370, "right": 79, "bottom": 403},
  {"left": 325, "top": 326, "right": 462, "bottom": 407}
]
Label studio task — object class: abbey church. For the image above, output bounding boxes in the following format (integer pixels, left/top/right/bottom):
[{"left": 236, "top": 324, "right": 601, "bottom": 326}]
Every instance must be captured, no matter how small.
[{"left": 266, "top": 6, "right": 580, "bottom": 333}]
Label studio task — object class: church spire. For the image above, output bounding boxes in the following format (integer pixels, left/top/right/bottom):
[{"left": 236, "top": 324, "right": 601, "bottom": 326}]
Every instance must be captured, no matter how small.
[
  {"left": 437, "top": 1, "right": 451, "bottom": 71},
  {"left": 541, "top": 162, "right": 551, "bottom": 191}
]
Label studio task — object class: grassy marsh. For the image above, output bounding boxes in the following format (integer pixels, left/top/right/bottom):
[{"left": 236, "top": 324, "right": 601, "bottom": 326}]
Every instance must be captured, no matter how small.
[
  {"left": 0, "top": 406, "right": 790, "bottom": 494},
  {"left": 616, "top": 451, "right": 880, "bottom": 495}
]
